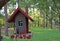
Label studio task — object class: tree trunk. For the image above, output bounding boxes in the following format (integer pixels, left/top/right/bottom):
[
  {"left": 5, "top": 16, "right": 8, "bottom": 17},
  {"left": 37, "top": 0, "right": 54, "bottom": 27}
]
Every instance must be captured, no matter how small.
[
  {"left": 0, "top": 25, "right": 2, "bottom": 41},
  {"left": 38, "top": 16, "right": 40, "bottom": 27},
  {"left": 0, "top": 0, "right": 9, "bottom": 9},
  {"left": 4, "top": 4, "right": 8, "bottom": 36},
  {"left": 50, "top": 11, "right": 53, "bottom": 29},
  {"left": 33, "top": 8, "right": 36, "bottom": 27},
  {"left": 43, "top": 12, "right": 46, "bottom": 28},
  {"left": 50, "top": 18, "right": 53, "bottom": 29},
  {"left": 59, "top": 13, "right": 60, "bottom": 30},
  {"left": 45, "top": 14, "right": 48, "bottom": 27}
]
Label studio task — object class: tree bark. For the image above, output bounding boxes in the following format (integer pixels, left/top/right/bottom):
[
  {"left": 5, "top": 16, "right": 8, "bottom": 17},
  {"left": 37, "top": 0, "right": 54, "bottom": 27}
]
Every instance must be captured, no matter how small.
[
  {"left": 59, "top": 13, "right": 60, "bottom": 30},
  {"left": 50, "top": 18, "right": 53, "bottom": 29},
  {"left": 0, "top": 0, "right": 9, "bottom": 9},
  {"left": 4, "top": 4, "right": 8, "bottom": 36},
  {"left": 0, "top": 25, "right": 2, "bottom": 41},
  {"left": 43, "top": 11, "right": 46, "bottom": 28},
  {"left": 45, "top": 14, "right": 48, "bottom": 27}
]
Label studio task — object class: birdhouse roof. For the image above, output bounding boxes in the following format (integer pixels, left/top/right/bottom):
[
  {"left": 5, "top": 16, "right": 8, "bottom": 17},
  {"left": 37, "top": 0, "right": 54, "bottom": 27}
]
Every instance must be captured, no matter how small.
[{"left": 7, "top": 7, "right": 34, "bottom": 22}]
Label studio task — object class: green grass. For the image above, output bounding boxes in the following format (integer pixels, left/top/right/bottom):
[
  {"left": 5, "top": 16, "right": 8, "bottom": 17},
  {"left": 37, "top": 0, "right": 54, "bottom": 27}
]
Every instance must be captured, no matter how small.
[{"left": 2, "top": 27, "right": 60, "bottom": 41}]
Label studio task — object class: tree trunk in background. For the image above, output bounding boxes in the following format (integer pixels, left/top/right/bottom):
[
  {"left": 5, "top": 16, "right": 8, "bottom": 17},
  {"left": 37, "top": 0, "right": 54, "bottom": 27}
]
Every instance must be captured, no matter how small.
[
  {"left": 0, "top": 0, "right": 9, "bottom": 9},
  {"left": 40, "top": 9, "right": 46, "bottom": 28},
  {"left": 59, "top": 12, "right": 60, "bottom": 30},
  {"left": 0, "top": 25, "right": 2, "bottom": 41},
  {"left": 45, "top": 14, "right": 48, "bottom": 27},
  {"left": 43, "top": 11, "right": 46, "bottom": 28},
  {"left": 50, "top": 7, "right": 53, "bottom": 29},
  {"left": 48, "top": 0, "right": 53, "bottom": 29},
  {"left": 43, "top": 15, "right": 45, "bottom": 28},
  {"left": 4, "top": 5, "right": 8, "bottom": 36},
  {"left": 50, "top": 18, "right": 53, "bottom": 29},
  {"left": 33, "top": 8, "right": 36, "bottom": 27},
  {"left": 37, "top": 9, "right": 39, "bottom": 27}
]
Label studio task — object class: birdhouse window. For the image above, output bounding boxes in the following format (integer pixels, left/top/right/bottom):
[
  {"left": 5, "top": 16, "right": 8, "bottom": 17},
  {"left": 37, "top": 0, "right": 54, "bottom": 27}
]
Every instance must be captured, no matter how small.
[{"left": 18, "top": 20, "right": 23, "bottom": 26}]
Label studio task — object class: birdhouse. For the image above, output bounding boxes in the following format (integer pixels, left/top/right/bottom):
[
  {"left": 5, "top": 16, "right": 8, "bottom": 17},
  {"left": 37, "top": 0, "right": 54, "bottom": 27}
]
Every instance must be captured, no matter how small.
[{"left": 7, "top": 7, "right": 33, "bottom": 39}]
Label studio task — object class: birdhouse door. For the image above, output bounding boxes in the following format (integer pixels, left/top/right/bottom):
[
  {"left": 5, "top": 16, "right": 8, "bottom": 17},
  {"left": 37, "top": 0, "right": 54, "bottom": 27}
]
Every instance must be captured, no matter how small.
[
  {"left": 15, "top": 14, "right": 26, "bottom": 34},
  {"left": 18, "top": 20, "right": 23, "bottom": 34}
]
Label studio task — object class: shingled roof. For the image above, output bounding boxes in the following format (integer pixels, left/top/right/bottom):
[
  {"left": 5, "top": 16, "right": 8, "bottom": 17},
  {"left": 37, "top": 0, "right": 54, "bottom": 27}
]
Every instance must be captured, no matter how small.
[
  {"left": 0, "top": 0, "right": 9, "bottom": 9},
  {"left": 7, "top": 7, "right": 34, "bottom": 22}
]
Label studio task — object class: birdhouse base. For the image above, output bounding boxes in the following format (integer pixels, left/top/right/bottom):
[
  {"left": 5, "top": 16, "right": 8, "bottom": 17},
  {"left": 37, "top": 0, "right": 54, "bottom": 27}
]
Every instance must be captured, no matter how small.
[{"left": 11, "top": 32, "right": 32, "bottom": 39}]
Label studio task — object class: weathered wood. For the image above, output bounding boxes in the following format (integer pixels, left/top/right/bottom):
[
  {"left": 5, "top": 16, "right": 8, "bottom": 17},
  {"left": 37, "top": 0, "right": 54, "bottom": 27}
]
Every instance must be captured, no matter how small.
[
  {"left": 0, "top": 0, "right": 10, "bottom": 9},
  {"left": 4, "top": 5, "right": 8, "bottom": 36}
]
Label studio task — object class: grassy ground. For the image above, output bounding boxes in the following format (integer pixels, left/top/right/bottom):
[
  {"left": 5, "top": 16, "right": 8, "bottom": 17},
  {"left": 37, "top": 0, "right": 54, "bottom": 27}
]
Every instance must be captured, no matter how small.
[{"left": 2, "top": 27, "right": 60, "bottom": 41}]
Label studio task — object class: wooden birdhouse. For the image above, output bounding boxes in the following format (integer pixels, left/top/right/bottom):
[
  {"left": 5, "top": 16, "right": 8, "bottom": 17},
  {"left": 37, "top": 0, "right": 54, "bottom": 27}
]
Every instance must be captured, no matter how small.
[{"left": 7, "top": 7, "right": 34, "bottom": 39}]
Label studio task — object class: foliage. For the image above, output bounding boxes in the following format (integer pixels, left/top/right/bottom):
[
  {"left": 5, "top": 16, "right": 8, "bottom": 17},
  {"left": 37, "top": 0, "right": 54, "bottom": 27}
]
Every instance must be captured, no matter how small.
[
  {"left": 0, "top": 14, "right": 4, "bottom": 19},
  {"left": 0, "top": 14, "right": 4, "bottom": 26},
  {"left": 8, "top": 23, "right": 14, "bottom": 28}
]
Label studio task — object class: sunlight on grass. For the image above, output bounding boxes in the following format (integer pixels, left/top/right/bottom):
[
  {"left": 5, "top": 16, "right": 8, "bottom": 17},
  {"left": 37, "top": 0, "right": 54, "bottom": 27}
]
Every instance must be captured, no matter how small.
[{"left": 2, "top": 27, "right": 60, "bottom": 41}]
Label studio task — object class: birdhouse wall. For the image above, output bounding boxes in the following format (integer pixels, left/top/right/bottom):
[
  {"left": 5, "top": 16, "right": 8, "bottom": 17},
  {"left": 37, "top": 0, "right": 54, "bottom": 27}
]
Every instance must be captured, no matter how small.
[{"left": 15, "top": 12, "right": 26, "bottom": 34}]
